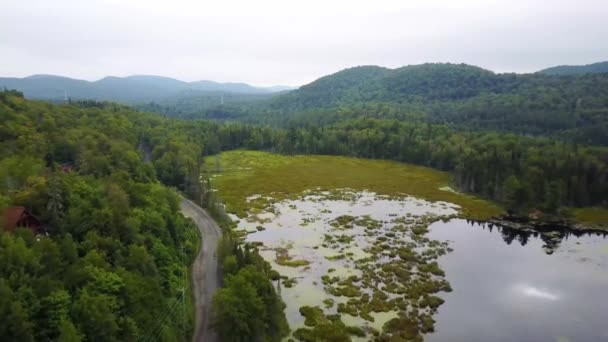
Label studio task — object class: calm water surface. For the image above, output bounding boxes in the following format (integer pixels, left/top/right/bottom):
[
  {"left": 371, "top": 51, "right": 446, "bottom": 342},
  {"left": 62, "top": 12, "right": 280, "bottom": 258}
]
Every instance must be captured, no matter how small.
[{"left": 427, "top": 219, "right": 608, "bottom": 342}]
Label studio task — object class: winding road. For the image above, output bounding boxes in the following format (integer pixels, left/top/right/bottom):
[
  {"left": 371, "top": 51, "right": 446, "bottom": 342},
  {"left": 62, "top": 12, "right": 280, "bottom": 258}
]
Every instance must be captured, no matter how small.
[{"left": 180, "top": 198, "right": 221, "bottom": 342}]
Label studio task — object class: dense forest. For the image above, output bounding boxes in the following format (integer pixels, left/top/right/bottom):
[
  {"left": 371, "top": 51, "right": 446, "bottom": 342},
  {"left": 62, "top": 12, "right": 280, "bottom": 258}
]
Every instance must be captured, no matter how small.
[
  {"left": 1, "top": 60, "right": 607, "bottom": 339},
  {"left": 212, "top": 234, "right": 289, "bottom": 342},
  {"left": 132, "top": 102, "right": 608, "bottom": 220},
  {"left": 268, "top": 119, "right": 608, "bottom": 217},
  {"left": 0, "top": 90, "right": 294, "bottom": 341},
  {"left": 0, "top": 90, "right": 204, "bottom": 341},
  {"left": 47, "top": 90, "right": 608, "bottom": 218},
  {"left": 7, "top": 63, "right": 608, "bottom": 145},
  {"left": 267, "top": 64, "right": 608, "bottom": 146},
  {"left": 538, "top": 61, "right": 608, "bottom": 75},
  {"left": 157, "top": 63, "right": 608, "bottom": 146},
  {"left": 136, "top": 92, "right": 274, "bottom": 120}
]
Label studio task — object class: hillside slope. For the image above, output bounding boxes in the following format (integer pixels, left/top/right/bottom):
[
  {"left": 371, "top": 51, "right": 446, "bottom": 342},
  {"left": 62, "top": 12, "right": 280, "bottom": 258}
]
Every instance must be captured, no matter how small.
[
  {"left": 261, "top": 63, "right": 608, "bottom": 144},
  {"left": 538, "top": 61, "right": 608, "bottom": 75}
]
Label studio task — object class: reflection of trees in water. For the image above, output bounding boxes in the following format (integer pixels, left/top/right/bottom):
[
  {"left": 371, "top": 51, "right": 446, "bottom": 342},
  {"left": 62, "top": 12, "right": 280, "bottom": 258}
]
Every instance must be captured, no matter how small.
[{"left": 465, "top": 220, "right": 608, "bottom": 254}]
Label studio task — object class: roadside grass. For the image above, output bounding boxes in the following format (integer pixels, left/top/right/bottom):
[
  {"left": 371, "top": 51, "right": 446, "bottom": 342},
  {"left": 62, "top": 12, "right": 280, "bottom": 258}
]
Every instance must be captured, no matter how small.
[{"left": 204, "top": 150, "right": 503, "bottom": 220}]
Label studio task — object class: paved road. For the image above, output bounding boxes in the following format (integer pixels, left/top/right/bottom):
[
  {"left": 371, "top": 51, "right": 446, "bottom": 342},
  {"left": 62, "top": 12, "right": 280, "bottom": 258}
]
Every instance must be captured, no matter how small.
[{"left": 181, "top": 198, "right": 221, "bottom": 342}]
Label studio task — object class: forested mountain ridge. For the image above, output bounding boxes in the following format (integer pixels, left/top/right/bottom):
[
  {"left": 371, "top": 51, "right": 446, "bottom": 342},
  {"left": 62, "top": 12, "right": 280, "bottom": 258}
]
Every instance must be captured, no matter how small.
[
  {"left": 0, "top": 74, "right": 293, "bottom": 103},
  {"left": 538, "top": 61, "right": 608, "bottom": 75},
  {"left": 7, "top": 64, "right": 608, "bottom": 146},
  {"left": 271, "top": 63, "right": 499, "bottom": 109},
  {"left": 256, "top": 63, "right": 608, "bottom": 145},
  {"left": 271, "top": 63, "right": 608, "bottom": 108}
]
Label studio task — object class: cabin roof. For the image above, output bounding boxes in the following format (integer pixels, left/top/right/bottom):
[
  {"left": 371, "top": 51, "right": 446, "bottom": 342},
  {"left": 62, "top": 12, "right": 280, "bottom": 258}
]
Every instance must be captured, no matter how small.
[
  {"left": 2, "top": 206, "right": 41, "bottom": 232},
  {"left": 4, "top": 206, "right": 25, "bottom": 231}
]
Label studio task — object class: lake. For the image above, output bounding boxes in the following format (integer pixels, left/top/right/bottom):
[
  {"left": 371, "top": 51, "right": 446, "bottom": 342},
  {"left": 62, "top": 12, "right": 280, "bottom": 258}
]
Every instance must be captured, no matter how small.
[
  {"left": 427, "top": 219, "right": 608, "bottom": 342},
  {"left": 232, "top": 190, "right": 608, "bottom": 341}
]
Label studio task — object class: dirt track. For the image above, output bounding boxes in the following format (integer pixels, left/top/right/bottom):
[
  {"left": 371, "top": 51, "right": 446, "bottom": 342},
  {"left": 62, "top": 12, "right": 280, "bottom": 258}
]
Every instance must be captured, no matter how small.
[{"left": 181, "top": 198, "right": 221, "bottom": 342}]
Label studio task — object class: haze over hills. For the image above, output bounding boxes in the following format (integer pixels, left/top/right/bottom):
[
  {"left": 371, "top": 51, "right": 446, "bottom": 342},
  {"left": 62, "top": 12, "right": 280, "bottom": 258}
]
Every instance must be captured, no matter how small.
[
  {"left": 0, "top": 74, "right": 295, "bottom": 103},
  {"left": 2, "top": 60, "right": 605, "bottom": 106},
  {"left": 76, "top": 62, "right": 606, "bottom": 145},
  {"left": 236, "top": 62, "right": 608, "bottom": 145},
  {"left": 3, "top": 61, "right": 608, "bottom": 143},
  {"left": 269, "top": 62, "right": 608, "bottom": 111},
  {"left": 538, "top": 61, "right": 608, "bottom": 75}
]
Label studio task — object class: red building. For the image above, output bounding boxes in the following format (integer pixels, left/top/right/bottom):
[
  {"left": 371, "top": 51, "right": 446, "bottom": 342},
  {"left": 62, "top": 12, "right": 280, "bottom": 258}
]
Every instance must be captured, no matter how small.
[{"left": 2, "top": 206, "right": 43, "bottom": 233}]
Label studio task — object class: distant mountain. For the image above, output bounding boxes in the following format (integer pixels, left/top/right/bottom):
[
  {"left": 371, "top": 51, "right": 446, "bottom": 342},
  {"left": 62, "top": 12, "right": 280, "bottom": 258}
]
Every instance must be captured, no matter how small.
[
  {"left": 0, "top": 74, "right": 292, "bottom": 103},
  {"left": 263, "top": 85, "right": 296, "bottom": 92},
  {"left": 269, "top": 63, "right": 508, "bottom": 110},
  {"left": 259, "top": 63, "right": 608, "bottom": 145},
  {"left": 538, "top": 61, "right": 608, "bottom": 75},
  {"left": 269, "top": 62, "right": 608, "bottom": 112}
]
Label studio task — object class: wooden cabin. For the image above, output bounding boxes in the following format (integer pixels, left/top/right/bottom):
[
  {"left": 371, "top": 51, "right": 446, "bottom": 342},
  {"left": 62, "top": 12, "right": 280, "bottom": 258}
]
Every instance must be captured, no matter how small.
[{"left": 2, "top": 206, "right": 43, "bottom": 233}]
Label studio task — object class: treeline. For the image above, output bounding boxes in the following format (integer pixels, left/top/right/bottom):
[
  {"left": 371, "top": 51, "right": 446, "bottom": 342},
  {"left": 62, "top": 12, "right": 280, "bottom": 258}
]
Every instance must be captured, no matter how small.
[
  {"left": 136, "top": 93, "right": 271, "bottom": 120},
  {"left": 149, "top": 115, "right": 607, "bottom": 217},
  {"left": 162, "top": 64, "right": 608, "bottom": 145},
  {"left": 0, "top": 92, "right": 200, "bottom": 341},
  {"left": 122, "top": 100, "right": 608, "bottom": 217},
  {"left": 212, "top": 234, "right": 289, "bottom": 341},
  {"left": 267, "top": 64, "right": 608, "bottom": 141},
  {"left": 269, "top": 119, "right": 607, "bottom": 216}
]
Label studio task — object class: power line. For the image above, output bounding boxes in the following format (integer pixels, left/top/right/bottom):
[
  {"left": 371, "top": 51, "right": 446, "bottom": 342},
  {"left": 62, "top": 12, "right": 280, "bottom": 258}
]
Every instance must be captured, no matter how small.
[
  {"left": 143, "top": 298, "right": 182, "bottom": 342},
  {"left": 140, "top": 292, "right": 182, "bottom": 342},
  {"left": 140, "top": 224, "right": 193, "bottom": 341},
  {"left": 141, "top": 295, "right": 181, "bottom": 342}
]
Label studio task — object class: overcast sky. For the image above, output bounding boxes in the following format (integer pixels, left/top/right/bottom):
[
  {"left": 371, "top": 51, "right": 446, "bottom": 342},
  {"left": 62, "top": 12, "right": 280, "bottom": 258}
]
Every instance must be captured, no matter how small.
[{"left": 1, "top": 0, "right": 607, "bottom": 86}]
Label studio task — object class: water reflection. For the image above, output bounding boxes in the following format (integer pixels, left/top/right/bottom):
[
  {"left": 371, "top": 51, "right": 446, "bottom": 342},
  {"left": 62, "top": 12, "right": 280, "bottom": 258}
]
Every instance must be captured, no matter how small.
[
  {"left": 465, "top": 219, "right": 608, "bottom": 254},
  {"left": 427, "top": 219, "right": 608, "bottom": 342},
  {"left": 513, "top": 284, "right": 560, "bottom": 301}
]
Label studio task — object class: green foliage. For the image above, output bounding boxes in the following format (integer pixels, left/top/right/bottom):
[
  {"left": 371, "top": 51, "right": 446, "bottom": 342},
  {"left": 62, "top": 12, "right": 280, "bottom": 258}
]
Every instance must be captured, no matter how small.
[
  {"left": 538, "top": 61, "right": 608, "bottom": 75},
  {"left": 262, "top": 63, "right": 608, "bottom": 145},
  {"left": 2, "top": 67, "right": 608, "bottom": 341},
  {"left": 212, "top": 235, "right": 289, "bottom": 342},
  {"left": 205, "top": 114, "right": 607, "bottom": 219},
  {"left": 0, "top": 91, "right": 199, "bottom": 341},
  {"left": 57, "top": 319, "right": 82, "bottom": 342},
  {"left": 292, "top": 308, "right": 361, "bottom": 341},
  {"left": 212, "top": 267, "right": 267, "bottom": 340}
]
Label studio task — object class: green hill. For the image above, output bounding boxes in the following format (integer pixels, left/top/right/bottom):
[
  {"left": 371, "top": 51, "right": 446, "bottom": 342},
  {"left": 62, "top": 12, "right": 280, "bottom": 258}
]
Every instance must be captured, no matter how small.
[
  {"left": 538, "top": 61, "right": 608, "bottom": 75},
  {"left": 261, "top": 63, "right": 608, "bottom": 144}
]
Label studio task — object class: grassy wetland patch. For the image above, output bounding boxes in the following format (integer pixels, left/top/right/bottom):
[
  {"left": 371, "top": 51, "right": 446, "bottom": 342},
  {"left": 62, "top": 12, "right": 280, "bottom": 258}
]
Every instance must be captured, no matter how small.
[{"left": 205, "top": 150, "right": 502, "bottom": 220}]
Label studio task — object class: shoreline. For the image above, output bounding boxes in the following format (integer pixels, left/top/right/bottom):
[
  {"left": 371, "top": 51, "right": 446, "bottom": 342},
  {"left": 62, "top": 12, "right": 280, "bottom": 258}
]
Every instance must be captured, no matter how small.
[{"left": 487, "top": 215, "right": 608, "bottom": 234}]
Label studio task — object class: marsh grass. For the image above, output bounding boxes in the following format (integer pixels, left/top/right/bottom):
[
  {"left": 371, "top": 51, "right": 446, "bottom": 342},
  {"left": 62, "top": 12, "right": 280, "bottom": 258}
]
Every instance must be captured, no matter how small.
[
  {"left": 275, "top": 247, "right": 310, "bottom": 267},
  {"left": 205, "top": 150, "right": 503, "bottom": 220},
  {"left": 573, "top": 207, "right": 608, "bottom": 228}
]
